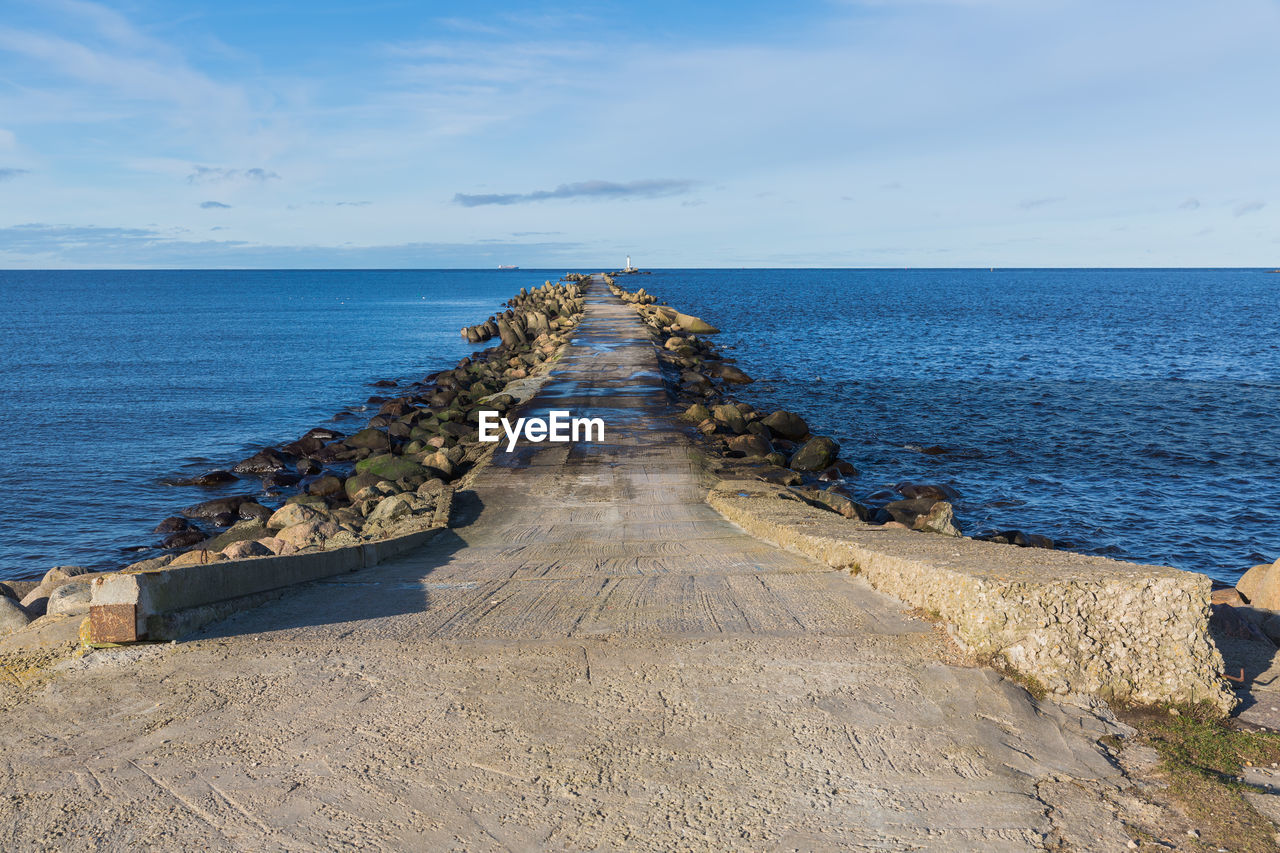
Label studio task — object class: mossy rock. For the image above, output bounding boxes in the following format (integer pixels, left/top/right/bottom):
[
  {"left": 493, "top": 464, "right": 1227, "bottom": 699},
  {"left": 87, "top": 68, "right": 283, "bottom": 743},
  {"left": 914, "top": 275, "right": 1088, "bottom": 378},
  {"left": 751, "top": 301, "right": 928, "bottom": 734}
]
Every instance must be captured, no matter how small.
[
  {"left": 345, "top": 427, "right": 391, "bottom": 450},
  {"left": 345, "top": 471, "right": 384, "bottom": 499},
  {"left": 355, "top": 453, "right": 427, "bottom": 482}
]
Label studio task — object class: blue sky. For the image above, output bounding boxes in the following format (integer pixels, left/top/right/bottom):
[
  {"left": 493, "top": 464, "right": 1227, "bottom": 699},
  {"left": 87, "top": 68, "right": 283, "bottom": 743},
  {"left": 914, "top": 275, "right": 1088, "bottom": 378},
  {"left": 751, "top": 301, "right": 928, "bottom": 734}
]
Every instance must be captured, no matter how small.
[{"left": 0, "top": 0, "right": 1277, "bottom": 268}]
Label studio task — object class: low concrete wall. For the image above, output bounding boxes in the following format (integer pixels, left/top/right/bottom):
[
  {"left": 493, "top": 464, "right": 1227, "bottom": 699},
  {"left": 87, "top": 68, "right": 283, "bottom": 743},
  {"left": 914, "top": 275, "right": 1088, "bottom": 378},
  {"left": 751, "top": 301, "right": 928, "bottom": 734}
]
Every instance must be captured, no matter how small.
[
  {"left": 89, "top": 491, "right": 454, "bottom": 643},
  {"left": 708, "top": 480, "right": 1235, "bottom": 713}
]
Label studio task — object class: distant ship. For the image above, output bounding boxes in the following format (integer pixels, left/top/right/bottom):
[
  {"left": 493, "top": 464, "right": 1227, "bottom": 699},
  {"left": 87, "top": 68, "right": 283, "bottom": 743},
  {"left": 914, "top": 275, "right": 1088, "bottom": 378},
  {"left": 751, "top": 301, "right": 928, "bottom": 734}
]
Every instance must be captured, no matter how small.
[{"left": 497, "top": 265, "right": 519, "bottom": 270}]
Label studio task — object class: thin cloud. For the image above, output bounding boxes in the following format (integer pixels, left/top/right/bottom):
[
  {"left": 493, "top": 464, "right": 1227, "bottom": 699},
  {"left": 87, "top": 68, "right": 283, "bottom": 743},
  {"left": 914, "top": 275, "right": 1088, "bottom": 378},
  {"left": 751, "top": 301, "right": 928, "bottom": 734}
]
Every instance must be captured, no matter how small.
[
  {"left": 187, "top": 165, "right": 281, "bottom": 185},
  {"left": 199, "top": 200, "right": 231, "bottom": 209},
  {"left": 1179, "top": 197, "right": 1200, "bottom": 210},
  {"left": 0, "top": 222, "right": 583, "bottom": 268},
  {"left": 1018, "top": 196, "right": 1064, "bottom": 210},
  {"left": 1234, "top": 200, "right": 1265, "bottom": 217},
  {"left": 453, "top": 178, "right": 697, "bottom": 207},
  {"left": 0, "top": 168, "right": 30, "bottom": 181}
]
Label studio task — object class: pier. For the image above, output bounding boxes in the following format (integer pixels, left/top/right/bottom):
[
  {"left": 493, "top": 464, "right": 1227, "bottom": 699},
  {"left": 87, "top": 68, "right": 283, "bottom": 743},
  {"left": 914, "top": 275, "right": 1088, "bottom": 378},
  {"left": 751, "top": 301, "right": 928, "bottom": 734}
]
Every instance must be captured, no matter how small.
[{"left": 0, "top": 279, "right": 1221, "bottom": 849}]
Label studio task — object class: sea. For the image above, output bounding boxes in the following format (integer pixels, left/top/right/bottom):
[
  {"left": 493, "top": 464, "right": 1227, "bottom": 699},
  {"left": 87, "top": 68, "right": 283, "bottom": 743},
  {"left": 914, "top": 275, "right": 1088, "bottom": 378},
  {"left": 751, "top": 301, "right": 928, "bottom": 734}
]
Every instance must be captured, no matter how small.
[{"left": 0, "top": 268, "right": 1276, "bottom": 585}]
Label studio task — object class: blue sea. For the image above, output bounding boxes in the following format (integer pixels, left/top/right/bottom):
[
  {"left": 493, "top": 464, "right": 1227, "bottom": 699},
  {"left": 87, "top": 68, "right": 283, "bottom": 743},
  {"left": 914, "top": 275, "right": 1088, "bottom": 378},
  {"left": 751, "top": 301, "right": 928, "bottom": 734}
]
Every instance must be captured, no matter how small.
[{"left": 1, "top": 269, "right": 1276, "bottom": 585}]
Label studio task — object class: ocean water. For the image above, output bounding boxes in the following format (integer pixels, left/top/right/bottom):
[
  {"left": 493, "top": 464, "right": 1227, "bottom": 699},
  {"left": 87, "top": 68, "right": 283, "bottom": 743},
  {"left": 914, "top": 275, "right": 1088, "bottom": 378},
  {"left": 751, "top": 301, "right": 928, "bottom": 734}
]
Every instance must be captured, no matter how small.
[
  {"left": 652, "top": 268, "right": 1280, "bottom": 584},
  {"left": 0, "top": 268, "right": 1275, "bottom": 585},
  {"left": 0, "top": 270, "right": 543, "bottom": 580}
]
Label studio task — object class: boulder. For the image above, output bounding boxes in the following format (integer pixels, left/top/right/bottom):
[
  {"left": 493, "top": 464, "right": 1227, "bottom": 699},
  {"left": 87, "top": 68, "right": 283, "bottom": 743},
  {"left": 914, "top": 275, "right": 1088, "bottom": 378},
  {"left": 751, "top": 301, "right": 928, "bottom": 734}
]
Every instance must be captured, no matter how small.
[
  {"left": 47, "top": 579, "right": 94, "bottom": 616},
  {"left": 0, "top": 597, "right": 32, "bottom": 636},
  {"left": 182, "top": 495, "right": 258, "bottom": 519},
  {"left": 366, "top": 494, "right": 417, "bottom": 525},
  {"left": 169, "top": 551, "right": 227, "bottom": 568},
  {"left": 222, "top": 540, "right": 274, "bottom": 560},
  {"left": 345, "top": 427, "right": 392, "bottom": 451},
  {"left": 789, "top": 436, "right": 840, "bottom": 472},
  {"left": 262, "top": 470, "right": 301, "bottom": 489},
  {"left": 124, "top": 554, "right": 174, "bottom": 572},
  {"left": 911, "top": 501, "right": 962, "bottom": 537},
  {"left": 232, "top": 449, "right": 294, "bottom": 474},
  {"left": 881, "top": 498, "right": 938, "bottom": 526},
  {"left": 201, "top": 519, "right": 269, "bottom": 552},
  {"left": 167, "top": 469, "right": 237, "bottom": 487},
  {"left": 674, "top": 311, "right": 719, "bottom": 334},
  {"left": 238, "top": 502, "right": 273, "bottom": 522},
  {"left": 1211, "top": 588, "right": 1246, "bottom": 607},
  {"left": 307, "top": 475, "right": 344, "bottom": 498},
  {"left": 715, "top": 365, "right": 753, "bottom": 384},
  {"left": 897, "top": 482, "right": 961, "bottom": 501},
  {"left": 345, "top": 472, "right": 384, "bottom": 500},
  {"left": 276, "top": 520, "right": 340, "bottom": 549},
  {"left": 761, "top": 411, "right": 809, "bottom": 442},
  {"left": 267, "top": 503, "right": 322, "bottom": 530},
  {"left": 726, "top": 434, "right": 773, "bottom": 457},
  {"left": 711, "top": 404, "right": 748, "bottom": 435},
  {"left": 153, "top": 516, "right": 193, "bottom": 534},
  {"left": 1238, "top": 561, "right": 1280, "bottom": 609},
  {"left": 356, "top": 453, "right": 427, "bottom": 482},
  {"left": 162, "top": 529, "right": 208, "bottom": 549},
  {"left": 682, "top": 403, "right": 711, "bottom": 423}
]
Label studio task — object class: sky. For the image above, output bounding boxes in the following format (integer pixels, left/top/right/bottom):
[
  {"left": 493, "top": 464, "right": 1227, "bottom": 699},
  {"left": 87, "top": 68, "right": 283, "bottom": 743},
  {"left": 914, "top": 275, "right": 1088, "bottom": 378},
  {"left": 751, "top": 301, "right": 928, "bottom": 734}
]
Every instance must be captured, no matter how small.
[{"left": 0, "top": 0, "right": 1278, "bottom": 268}]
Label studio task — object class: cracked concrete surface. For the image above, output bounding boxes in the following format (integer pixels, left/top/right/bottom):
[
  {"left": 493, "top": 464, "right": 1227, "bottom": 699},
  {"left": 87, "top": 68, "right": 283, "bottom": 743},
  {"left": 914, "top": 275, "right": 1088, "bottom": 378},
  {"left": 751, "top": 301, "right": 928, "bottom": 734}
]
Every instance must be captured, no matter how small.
[{"left": 0, "top": 281, "right": 1192, "bottom": 850}]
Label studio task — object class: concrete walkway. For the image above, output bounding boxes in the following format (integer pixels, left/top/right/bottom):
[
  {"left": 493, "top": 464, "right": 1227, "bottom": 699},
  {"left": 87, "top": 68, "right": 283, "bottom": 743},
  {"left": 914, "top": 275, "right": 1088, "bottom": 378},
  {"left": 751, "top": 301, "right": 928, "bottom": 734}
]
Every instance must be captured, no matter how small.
[{"left": 0, "top": 283, "right": 1144, "bottom": 851}]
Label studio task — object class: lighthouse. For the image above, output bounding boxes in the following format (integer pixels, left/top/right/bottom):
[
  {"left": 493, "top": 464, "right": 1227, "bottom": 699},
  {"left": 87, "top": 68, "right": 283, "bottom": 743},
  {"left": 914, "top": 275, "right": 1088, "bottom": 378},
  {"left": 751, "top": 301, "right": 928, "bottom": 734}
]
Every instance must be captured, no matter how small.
[{"left": 626, "top": 255, "right": 631, "bottom": 270}]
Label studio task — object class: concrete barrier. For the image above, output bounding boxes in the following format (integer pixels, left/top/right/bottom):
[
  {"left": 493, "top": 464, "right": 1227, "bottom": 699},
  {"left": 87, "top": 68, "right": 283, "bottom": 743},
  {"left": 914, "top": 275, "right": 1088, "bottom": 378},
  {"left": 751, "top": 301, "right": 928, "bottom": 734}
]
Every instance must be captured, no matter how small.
[
  {"left": 708, "top": 480, "right": 1235, "bottom": 713},
  {"left": 89, "top": 491, "right": 453, "bottom": 643}
]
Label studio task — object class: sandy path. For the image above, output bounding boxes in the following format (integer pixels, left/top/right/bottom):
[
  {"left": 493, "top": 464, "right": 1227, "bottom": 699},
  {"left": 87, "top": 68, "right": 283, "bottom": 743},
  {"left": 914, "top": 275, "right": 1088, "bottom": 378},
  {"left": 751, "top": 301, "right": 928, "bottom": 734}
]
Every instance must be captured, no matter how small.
[{"left": 0, "top": 283, "right": 1144, "bottom": 851}]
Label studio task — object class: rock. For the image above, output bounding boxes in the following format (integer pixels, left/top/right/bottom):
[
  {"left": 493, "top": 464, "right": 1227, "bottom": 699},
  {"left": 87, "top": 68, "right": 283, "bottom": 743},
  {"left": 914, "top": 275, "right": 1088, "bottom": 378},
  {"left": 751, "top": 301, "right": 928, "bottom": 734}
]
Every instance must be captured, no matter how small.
[
  {"left": 0, "top": 582, "right": 18, "bottom": 601},
  {"left": 797, "top": 487, "right": 867, "bottom": 521},
  {"left": 881, "top": 520, "right": 910, "bottom": 530},
  {"left": 726, "top": 434, "right": 773, "bottom": 457},
  {"left": 789, "top": 436, "right": 840, "bottom": 472},
  {"left": 276, "top": 520, "right": 340, "bottom": 549},
  {"left": 711, "top": 404, "right": 748, "bottom": 435},
  {"left": 167, "top": 469, "right": 238, "bottom": 487},
  {"left": 682, "top": 403, "right": 712, "bottom": 423},
  {"left": 1238, "top": 562, "right": 1280, "bottom": 609},
  {"left": 182, "top": 494, "right": 258, "bottom": 519},
  {"left": 41, "top": 566, "right": 92, "bottom": 587},
  {"left": 911, "top": 501, "right": 962, "bottom": 537},
  {"left": 124, "top": 554, "right": 173, "bottom": 572},
  {"left": 162, "top": 529, "right": 208, "bottom": 549},
  {"left": 0, "top": 597, "right": 32, "bottom": 636},
  {"left": 261, "top": 470, "right": 301, "bottom": 489},
  {"left": 345, "top": 472, "right": 384, "bottom": 500},
  {"left": 168, "top": 550, "right": 227, "bottom": 568},
  {"left": 716, "top": 365, "right": 753, "bottom": 384},
  {"left": 881, "top": 498, "right": 938, "bottom": 526},
  {"left": 371, "top": 378, "right": 398, "bottom": 388},
  {"left": 222, "top": 540, "right": 274, "bottom": 560},
  {"left": 897, "top": 482, "right": 961, "bottom": 501},
  {"left": 674, "top": 311, "right": 719, "bottom": 334},
  {"left": 345, "top": 427, "right": 392, "bottom": 451},
  {"left": 232, "top": 449, "right": 294, "bottom": 474},
  {"left": 1261, "top": 612, "right": 1280, "bottom": 645},
  {"left": 761, "top": 411, "right": 809, "bottom": 442},
  {"left": 47, "top": 579, "right": 94, "bottom": 616},
  {"left": 307, "top": 475, "right": 344, "bottom": 498},
  {"left": 267, "top": 503, "right": 322, "bottom": 530},
  {"left": 257, "top": 537, "right": 294, "bottom": 556},
  {"left": 356, "top": 453, "right": 427, "bottom": 482},
  {"left": 238, "top": 502, "right": 273, "bottom": 522},
  {"left": 201, "top": 519, "right": 269, "bottom": 552},
  {"left": 366, "top": 494, "right": 417, "bottom": 525},
  {"left": 417, "top": 478, "right": 447, "bottom": 497},
  {"left": 154, "top": 516, "right": 193, "bottom": 534},
  {"left": 1211, "top": 588, "right": 1246, "bottom": 606}
]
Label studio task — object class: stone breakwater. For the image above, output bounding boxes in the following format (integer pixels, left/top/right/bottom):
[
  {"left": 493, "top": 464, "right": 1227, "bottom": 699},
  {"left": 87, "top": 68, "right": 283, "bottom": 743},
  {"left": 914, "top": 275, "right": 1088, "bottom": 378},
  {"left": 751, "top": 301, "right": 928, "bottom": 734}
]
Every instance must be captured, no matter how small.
[
  {"left": 609, "top": 279, "right": 1236, "bottom": 714},
  {"left": 0, "top": 280, "right": 585, "bottom": 645}
]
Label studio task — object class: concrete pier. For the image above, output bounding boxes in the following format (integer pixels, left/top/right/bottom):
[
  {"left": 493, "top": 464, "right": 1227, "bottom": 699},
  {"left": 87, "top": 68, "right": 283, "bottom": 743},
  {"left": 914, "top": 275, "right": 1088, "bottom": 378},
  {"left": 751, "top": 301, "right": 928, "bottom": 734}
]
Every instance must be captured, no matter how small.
[{"left": 0, "top": 280, "right": 1191, "bottom": 850}]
